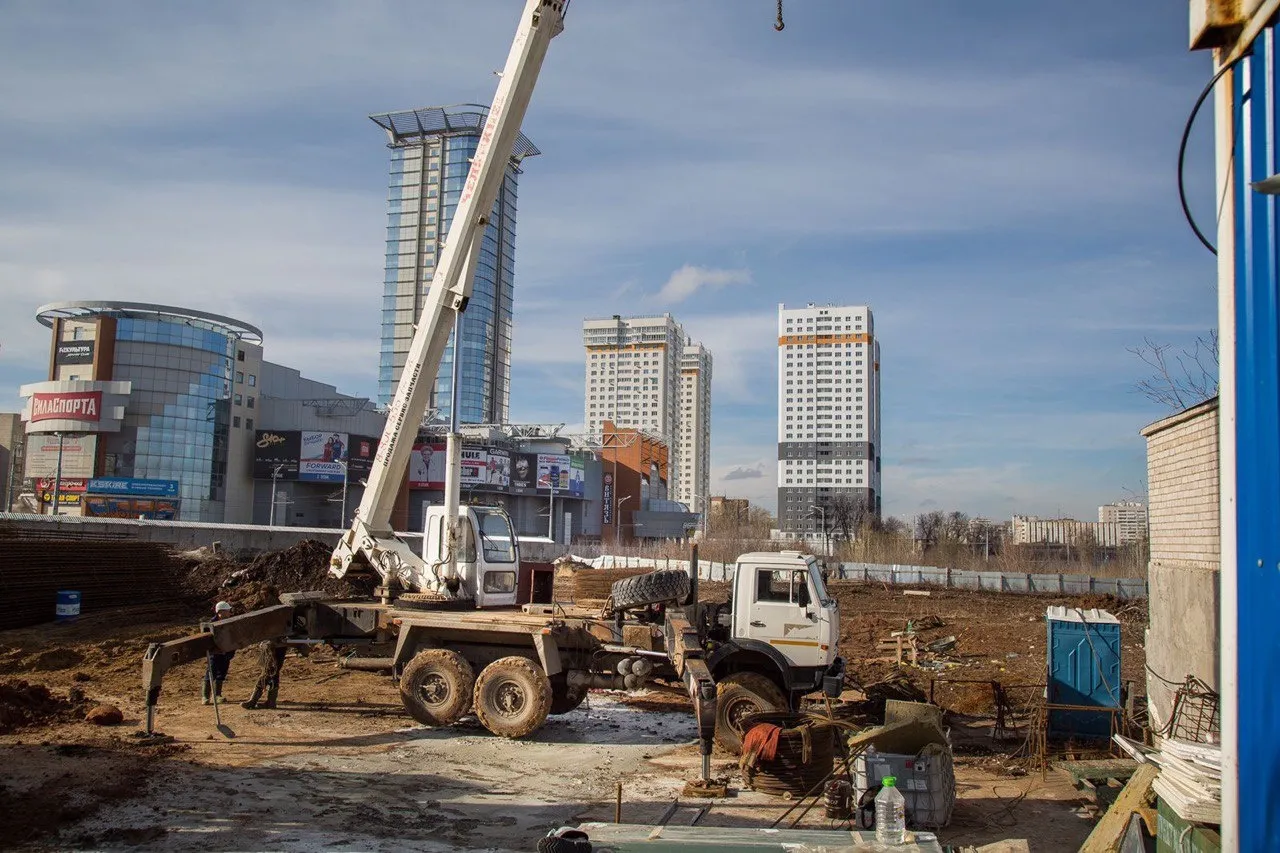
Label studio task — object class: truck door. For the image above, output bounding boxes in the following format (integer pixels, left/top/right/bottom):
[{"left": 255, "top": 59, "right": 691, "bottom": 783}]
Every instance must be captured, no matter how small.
[
  {"left": 472, "top": 507, "right": 518, "bottom": 608},
  {"left": 739, "top": 566, "right": 823, "bottom": 667}
]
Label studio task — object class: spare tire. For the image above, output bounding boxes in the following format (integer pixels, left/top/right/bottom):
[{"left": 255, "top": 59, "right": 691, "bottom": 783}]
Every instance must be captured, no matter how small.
[{"left": 610, "top": 569, "right": 691, "bottom": 611}]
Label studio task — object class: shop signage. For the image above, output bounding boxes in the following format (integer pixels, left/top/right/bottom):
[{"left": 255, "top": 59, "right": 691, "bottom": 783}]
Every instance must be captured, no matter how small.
[
  {"left": 603, "top": 473, "right": 614, "bottom": 525},
  {"left": 55, "top": 342, "right": 95, "bottom": 365},
  {"left": 30, "top": 391, "right": 102, "bottom": 423},
  {"left": 86, "top": 478, "right": 180, "bottom": 497}
]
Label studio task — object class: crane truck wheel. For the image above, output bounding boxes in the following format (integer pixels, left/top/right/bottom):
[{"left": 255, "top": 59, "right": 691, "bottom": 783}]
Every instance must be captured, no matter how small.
[
  {"left": 474, "top": 656, "right": 553, "bottom": 738},
  {"left": 400, "top": 649, "right": 475, "bottom": 727},
  {"left": 610, "top": 569, "right": 691, "bottom": 611},
  {"left": 714, "top": 672, "right": 788, "bottom": 754},
  {"left": 548, "top": 674, "right": 588, "bottom": 715}
]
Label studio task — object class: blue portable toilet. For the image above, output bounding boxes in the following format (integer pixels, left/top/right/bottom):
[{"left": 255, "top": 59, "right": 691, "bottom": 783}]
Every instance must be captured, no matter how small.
[{"left": 1046, "top": 606, "right": 1121, "bottom": 740}]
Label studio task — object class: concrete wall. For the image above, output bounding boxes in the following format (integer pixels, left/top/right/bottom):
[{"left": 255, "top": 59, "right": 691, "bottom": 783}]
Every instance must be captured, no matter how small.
[
  {"left": 1140, "top": 398, "right": 1220, "bottom": 734},
  {"left": 0, "top": 512, "right": 569, "bottom": 564}
]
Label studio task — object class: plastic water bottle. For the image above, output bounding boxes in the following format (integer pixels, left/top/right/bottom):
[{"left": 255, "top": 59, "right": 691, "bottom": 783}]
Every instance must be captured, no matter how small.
[{"left": 875, "top": 775, "right": 906, "bottom": 846}]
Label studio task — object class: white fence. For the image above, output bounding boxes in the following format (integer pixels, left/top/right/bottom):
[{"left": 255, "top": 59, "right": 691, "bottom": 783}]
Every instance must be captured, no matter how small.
[
  {"left": 830, "top": 562, "right": 1147, "bottom": 599},
  {"left": 571, "top": 555, "right": 1148, "bottom": 600}
]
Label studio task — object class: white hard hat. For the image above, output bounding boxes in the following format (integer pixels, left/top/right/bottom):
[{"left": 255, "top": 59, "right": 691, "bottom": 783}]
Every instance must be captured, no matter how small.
[{"left": 215, "top": 601, "right": 232, "bottom": 613}]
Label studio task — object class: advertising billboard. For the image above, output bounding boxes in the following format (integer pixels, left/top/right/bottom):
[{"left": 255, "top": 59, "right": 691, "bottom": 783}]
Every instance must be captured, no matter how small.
[
  {"left": 537, "top": 453, "right": 571, "bottom": 491},
  {"left": 30, "top": 391, "right": 103, "bottom": 424},
  {"left": 298, "top": 431, "right": 347, "bottom": 483},
  {"left": 459, "top": 447, "right": 488, "bottom": 488},
  {"left": 24, "top": 434, "right": 97, "bottom": 479},
  {"left": 408, "top": 442, "right": 446, "bottom": 488},
  {"left": 55, "top": 341, "right": 95, "bottom": 365},
  {"left": 346, "top": 434, "right": 378, "bottom": 480},
  {"left": 485, "top": 449, "right": 511, "bottom": 489},
  {"left": 253, "top": 430, "right": 300, "bottom": 480},
  {"left": 511, "top": 453, "right": 537, "bottom": 491},
  {"left": 568, "top": 455, "right": 585, "bottom": 498}
]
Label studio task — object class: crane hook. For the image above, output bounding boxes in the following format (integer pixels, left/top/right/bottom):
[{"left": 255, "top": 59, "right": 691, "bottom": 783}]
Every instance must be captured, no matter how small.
[{"left": 774, "top": 0, "right": 785, "bottom": 31}]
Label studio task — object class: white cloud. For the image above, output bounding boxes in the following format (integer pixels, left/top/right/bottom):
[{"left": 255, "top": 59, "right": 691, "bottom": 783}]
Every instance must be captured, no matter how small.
[{"left": 655, "top": 265, "right": 750, "bottom": 304}]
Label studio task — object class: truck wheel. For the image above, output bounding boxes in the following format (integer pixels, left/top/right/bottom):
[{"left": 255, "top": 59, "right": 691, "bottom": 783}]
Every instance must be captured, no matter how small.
[
  {"left": 714, "top": 672, "right": 787, "bottom": 754},
  {"left": 549, "top": 674, "right": 588, "bottom": 715},
  {"left": 400, "top": 649, "right": 475, "bottom": 727},
  {"left": 610, "top": 569, "right": 691, "bottom": 611},
  {"left": 474, "top": 656, "right": 552, "bottom": 738}
]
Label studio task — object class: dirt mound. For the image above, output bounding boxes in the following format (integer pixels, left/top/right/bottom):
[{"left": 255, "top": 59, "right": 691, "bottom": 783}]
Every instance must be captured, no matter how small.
[
  {"left": 0, "top": 679, "right": 91, "bottom": 733},
  {"left": 85, "top": 704, "right": 124, "bottom": 726},
  {"left": 29, "top": 647, "right": 86, "bottom": 671},
  {"left": 179, "top": 540, "right": 375, "bottom": 611}
]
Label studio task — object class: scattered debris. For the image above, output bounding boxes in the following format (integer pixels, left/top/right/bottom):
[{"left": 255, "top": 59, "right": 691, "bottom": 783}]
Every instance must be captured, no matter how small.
[{"left": 1150, "top": 738, "right": 1221, "bottom": 824}]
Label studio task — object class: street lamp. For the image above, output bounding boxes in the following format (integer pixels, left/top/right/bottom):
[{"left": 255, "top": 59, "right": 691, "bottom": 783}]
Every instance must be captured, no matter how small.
[
  {"left": 269, "top": 464, "right": 284, "bottom": 526},
  {"left": 548, "top": 478, "right": 556, "bottom": 542},
  {"left": 615, "top": 494, "right": 633, "bottom": 546},
  {"left": 50, "top": 431, "right": 66, "bottom": 517},
  {"left": 810, "top": 505, "right": 828, "bottom": 557}
]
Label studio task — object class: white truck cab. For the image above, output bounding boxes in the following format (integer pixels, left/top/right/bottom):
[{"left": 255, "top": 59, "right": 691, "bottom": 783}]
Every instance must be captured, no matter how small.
[
  {"left": 732, "top": 551, "right": 839, "bottom": 669},
  {"left": 421, "top": 505, "right": 521, "bottom": 608}
]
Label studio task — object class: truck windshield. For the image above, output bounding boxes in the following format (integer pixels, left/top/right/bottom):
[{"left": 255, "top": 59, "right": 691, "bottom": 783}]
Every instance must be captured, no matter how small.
[
  {"left": 809, "top": 564, "right": 834, "bottom": 607},
  {"left": 473, "top": 509, "right": 517, "bottom": 564}
]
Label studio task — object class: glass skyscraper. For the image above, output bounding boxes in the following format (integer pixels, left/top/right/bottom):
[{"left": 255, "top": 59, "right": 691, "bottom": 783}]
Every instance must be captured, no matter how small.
[{"left": 370, "top": 105, "right": 539, "bottom": 423}]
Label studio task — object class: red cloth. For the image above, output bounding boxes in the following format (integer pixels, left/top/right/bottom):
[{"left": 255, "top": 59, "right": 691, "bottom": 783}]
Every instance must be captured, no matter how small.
[{"left": 742, "top": 722, "right": 783, "bottom": 762}]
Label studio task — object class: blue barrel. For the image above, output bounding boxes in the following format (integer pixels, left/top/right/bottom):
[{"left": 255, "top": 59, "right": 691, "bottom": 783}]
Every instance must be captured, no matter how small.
[{"left": 55, "top": 590, "right": 81, "bottom": 621}]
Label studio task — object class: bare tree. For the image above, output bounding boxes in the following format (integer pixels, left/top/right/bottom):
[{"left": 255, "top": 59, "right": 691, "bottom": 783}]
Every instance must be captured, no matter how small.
[
  {"left": 1129, "top": 332, "right": 1218, "bottom": 411},
  {"left": 881, "top": 516, "right": 910, "bottom": 538},
  {"left": 942, "top": 511, "right": 971, "bottom": 544},
  {"left": 913, "top": 511, "right": 945, "bottom": 551},
  {"left": 827, "top": 494, "right": 870, "bottom": 542}
]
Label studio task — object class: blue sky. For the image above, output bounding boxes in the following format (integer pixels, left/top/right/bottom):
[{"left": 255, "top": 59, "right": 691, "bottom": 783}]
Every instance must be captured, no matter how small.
[{"left": 0, "top": 1, "right": 1218, "bottom": 521}]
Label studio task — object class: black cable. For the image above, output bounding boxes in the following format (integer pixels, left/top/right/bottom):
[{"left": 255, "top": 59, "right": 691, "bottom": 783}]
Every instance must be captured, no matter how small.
[{"left": 1178, "top": 53, "right": 1248, "bottom": 255}]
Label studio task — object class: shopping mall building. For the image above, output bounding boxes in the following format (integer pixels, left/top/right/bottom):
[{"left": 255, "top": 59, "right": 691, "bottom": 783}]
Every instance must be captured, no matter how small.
[{"left": 10, "top": 301, "right": 695, "bottom": 541}]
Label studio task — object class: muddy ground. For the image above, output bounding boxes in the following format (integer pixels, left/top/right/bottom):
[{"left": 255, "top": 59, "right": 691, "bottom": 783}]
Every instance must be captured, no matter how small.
[{"left": 0, "top": 547, "right": 1146, "bottom": 851}]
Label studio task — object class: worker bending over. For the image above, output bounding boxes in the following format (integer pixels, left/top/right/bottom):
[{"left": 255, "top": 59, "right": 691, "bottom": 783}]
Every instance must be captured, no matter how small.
[{"left": 242, "top": 640, "right": 290, "bottom": 710}]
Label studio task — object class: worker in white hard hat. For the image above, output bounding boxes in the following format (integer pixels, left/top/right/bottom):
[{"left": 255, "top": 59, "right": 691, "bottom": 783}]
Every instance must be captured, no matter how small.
[{"left": 201, "top": 601, "right": 237, "bottom": 705}]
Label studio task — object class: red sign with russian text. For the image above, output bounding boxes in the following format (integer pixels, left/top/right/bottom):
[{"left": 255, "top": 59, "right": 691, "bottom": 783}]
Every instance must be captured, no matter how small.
[{"left": 30, "top": 391, "right": 103, "bottom": 423}]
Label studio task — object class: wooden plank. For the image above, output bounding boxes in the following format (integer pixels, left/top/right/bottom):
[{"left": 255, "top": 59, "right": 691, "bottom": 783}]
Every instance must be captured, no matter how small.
[{"left": 1078, "top": 762, "right": 1158, "bottom": 853}]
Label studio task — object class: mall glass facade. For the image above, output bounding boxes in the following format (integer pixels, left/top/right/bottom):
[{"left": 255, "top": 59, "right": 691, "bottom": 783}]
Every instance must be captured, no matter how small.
[
  {"left": 111, "top": 317, "right": 234, "bottom": 521},
  {"left": 373, "top": 105, "right": 534, "bottom": 423}
]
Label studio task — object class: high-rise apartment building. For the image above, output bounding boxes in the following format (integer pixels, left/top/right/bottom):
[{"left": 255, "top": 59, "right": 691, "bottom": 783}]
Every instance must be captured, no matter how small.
[
  {"left": 678, "top": 341, "right": 713, "bottom": 519},
  {"left": 1098, "top": 501, "right": 1148, "bottom": 544},
  {"left": 776, "top": 303, "right": 881, "bottom": 535},
  {"left": 370, "top": 105, "right": 540, "bottom": 421},
  {"left": 582, "top": 315, "right": 710, "bottom": 501}
]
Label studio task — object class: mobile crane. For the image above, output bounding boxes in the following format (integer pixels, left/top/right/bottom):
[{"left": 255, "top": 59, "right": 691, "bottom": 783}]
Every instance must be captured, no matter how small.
[{"left": 140, "top": 0, "right": 843, "bottom": 769}]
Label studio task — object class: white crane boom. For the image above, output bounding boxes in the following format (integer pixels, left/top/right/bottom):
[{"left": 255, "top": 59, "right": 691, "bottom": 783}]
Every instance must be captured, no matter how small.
[{"left": 330, "top": 0, "right": 567, "bottom": 590}]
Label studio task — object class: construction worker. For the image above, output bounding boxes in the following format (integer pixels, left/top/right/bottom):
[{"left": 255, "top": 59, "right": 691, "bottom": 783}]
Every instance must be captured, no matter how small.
[
  {"left": 201, "top": 601, "right": 236, "bottom": 705},
  {"left": 241, "top": 640, "right": 289, "bottom": 709}
]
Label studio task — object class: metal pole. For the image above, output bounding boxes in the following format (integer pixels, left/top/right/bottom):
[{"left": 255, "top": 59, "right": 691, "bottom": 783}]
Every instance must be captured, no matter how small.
[
  {"left": 50, "top": 432, "right": 65, "bottom": 516},
  {"left": 340, "top": 459, "right": 348, "bottom": 528},
  {"left": 269, "top": 465, "right": 281, "bottom": 526},
  {"left": 548, "top": 481, "right": 555, "bottom": 541}
]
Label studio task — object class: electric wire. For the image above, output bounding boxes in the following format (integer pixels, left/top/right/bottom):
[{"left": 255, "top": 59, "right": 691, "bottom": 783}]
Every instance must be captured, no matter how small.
[{"left": 1178, "top": 53, "right": 1248, "bottom": 255}]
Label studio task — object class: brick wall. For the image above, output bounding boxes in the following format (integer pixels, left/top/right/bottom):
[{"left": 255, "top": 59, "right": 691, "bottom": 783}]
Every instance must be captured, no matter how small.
[
  {"left": 1140, "top": 398, "right": 1220, "bottom": 734},
  {"left": 1143, "top": 401, "right": 1219, "bottom": 568}
]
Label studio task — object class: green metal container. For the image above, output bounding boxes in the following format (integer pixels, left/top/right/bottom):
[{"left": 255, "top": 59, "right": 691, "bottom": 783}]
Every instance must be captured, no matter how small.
[{"left": 1156, "top": 799, "right": 1221, "bottom": 853}]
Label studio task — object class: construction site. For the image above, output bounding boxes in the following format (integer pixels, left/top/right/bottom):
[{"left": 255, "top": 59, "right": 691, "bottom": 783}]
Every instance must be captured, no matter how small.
[
  {"left": 0, "top": 529, "right": 1165, "bottom": 852},
  {"left": 1, "top": 0, "right": 1265, "bottom": 849}
]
